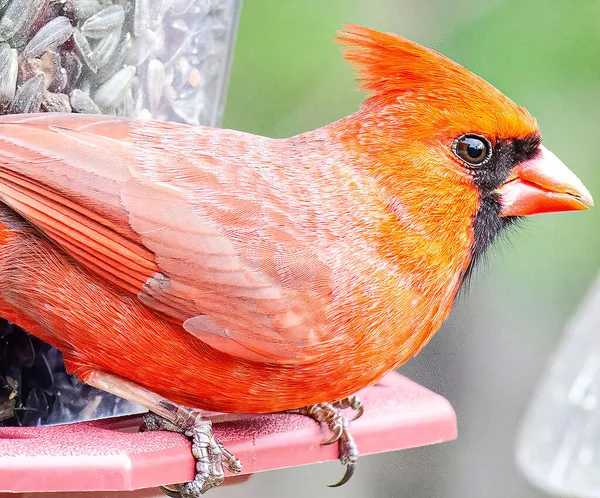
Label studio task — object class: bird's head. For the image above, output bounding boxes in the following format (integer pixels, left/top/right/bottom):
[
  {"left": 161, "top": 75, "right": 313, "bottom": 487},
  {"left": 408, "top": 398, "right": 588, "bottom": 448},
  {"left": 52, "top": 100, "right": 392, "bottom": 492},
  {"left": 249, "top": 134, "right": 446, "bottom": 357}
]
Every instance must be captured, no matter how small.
[{"left": 334, "top": 25, "right": 593, "bottom": 266}]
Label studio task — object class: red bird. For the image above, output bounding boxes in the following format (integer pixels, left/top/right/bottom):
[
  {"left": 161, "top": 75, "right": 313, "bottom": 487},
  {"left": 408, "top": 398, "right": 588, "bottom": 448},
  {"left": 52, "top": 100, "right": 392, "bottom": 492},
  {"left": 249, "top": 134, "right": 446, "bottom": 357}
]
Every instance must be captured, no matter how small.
[{"left": 0, "top": 25, "right": 593, "bottom": 495}]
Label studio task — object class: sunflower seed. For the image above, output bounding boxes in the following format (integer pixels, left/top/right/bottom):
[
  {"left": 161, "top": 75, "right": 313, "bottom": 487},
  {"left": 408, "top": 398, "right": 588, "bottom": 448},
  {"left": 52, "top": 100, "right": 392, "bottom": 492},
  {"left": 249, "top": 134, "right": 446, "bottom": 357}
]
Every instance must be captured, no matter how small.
[
  {"left": 171, "top": 56, "right": 193, "bottom": 92},
  {"left": 40, "top": 50, "right": 62, "bottom": 89},
  {"left": 91, "top": 27, "right": 121, "bottom": 68},
  {"left": 69, "top": 88, "right": 100, "bottom": 113},
  {"left": 0, "top": 394, "right": 15, "bottom": 423},
  {"left": 148, "top": 0, "right": 168, "bottom": 30},
  {"left": 10, "top": 3, "right": 51, "bottom": 49},
  {"left": 94, "top": 31, "right": 128, "bottom": 84},
  {"left": 42, "top": 91, "right": 71, "bottom": 113},
  {"left": 78, "top": 78, "right": 91, "bottom": 94},
  {"left": 22, "top": 387, "right": 48, "bottom": 426},
  {"left": 169, "top": 18, "right": 189, "bottom": 40},
  {"left": 115, "top": 87, "right": 133, "bottom": 116},
  {"left": 80, "top": 5, "right": 124, "bottom": 39},
  {"left": 23, "top": 16, "right": 74, "bottom": 58},
  {"left": 0, "top": 0, "right": 47, "bottom": 43},
  {"left": 132, "top": 82, "right": 143, "bottom": 114},
  {"left": 146, "top": 58, "right": 164, "bottom": 110},
  {"left": 7, "top": 364, "right": 21, "bottom": 402},
  {"left": 132, "top": 0, "right": 149, "bottom": 37},
  {"left": 127, "top": 27, "right": 158, "bottom": 66},
  {"left": 163, "top": 84, "right": 176, "bottom": 103},
  {"left": 11, "top": 332, "right": 35, "bottom": 368},
  {"left": 31, "top": 352, "right": 53, "bottom": 390},
  {"left": 73, "top": 0, "right": 102, "bottom": 22},
  {"left": 17, "top": 58, "right": 42, "bottom": 85},
  {"left": 136, "top": 107, "right": 151, "bottom": 120},
  {"left": 60, "top": 50, "right": 83, "bottom": 91},
  {"left": 0, "top": 43, "right": 18, "bottom": 105},
  {"left": 201, "top": 53, "right": 222, "bottom": 83},
  {"left": 41, "top": 1, "right": 65, "bottom": 25},
  {"left": 162, "top": 60, "right": 174, "bottom": 85},
  {"left": 73, "top": 28, "right": 98, "bottom": 73},
  {"left": 93, "top": 64, "right": 135, "bottom": 110},
  {"left": 9, "top": 73, "right": 44, "bottom": 114},
  {"left": 61, "top": 0, "right": 77, "bottom": 25},
  {"left": 47, "top": 65, "right": 68, "bottom": 93},
  {"left": 150, "top": 23, "right": 165, "bottom": 60},
  {"left": 0, "top": 321, "right": 15, "bottom": 337},
  {"left": 170, "top": 91, "right": 204, "bottom": 126},
  {"left": 168, "top": 0, "right": 195, "bottom": 17},
  {"left": 43, "top": 395, "right": 67, "bottom": 424},
  {"left": 160, "top": 24, "right": 194, "bottom": 67}
]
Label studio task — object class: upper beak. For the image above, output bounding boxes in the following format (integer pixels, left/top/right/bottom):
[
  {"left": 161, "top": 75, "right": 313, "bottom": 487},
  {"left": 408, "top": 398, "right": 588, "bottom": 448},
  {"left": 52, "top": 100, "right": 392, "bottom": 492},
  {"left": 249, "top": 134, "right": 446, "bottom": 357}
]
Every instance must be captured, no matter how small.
[{"left": 496, "top": 145, "right": 594, "bottom": 216}]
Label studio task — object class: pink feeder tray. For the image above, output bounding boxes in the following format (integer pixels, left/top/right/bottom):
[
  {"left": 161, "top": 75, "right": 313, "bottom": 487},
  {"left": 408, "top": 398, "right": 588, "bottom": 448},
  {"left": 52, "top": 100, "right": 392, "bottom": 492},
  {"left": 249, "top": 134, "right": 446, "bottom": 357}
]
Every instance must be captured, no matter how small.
[{"left": 0, "top": 373, "right": 456, "bottom": 493}]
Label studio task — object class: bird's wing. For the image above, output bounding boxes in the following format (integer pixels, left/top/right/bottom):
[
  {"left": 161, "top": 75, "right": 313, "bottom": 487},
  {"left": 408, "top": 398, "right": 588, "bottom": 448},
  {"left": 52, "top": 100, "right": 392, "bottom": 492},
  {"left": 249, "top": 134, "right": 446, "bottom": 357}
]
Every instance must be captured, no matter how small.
[{"left": 0, "top": 114, "right": 335, "bottom": 364}]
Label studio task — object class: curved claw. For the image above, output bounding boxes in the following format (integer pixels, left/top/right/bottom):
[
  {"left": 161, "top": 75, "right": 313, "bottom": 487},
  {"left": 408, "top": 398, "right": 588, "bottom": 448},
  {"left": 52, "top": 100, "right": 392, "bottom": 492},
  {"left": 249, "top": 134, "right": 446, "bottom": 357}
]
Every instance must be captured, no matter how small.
[
  {"left": 289, "top": 399, "right": 361, "bottom": 488},
  {"left": 334, "top": 396, "right": 364, "bottom": 421},
  {"left": 328, "top": 463, "right": 355, "bottom": 488},
  {"left": 224, "top": 455, "right": 243, "bottom": 474},
  {"left": 220, "top": 444, "right": 243, "bottom": 474},
  {"left": 159, "top": 485, "right": 181, "bottom": 498},
  {"left": 322, "top": 423, "right": 344, "bottom": 445},
  {"left": 351, "top": 404, "right": 364, "bottom": 421}
]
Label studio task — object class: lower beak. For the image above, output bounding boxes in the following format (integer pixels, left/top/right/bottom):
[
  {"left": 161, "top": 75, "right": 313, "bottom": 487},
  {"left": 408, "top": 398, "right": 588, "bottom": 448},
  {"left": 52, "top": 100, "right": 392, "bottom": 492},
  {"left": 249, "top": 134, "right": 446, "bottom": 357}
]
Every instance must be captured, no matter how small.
[{"left": 496, "top": 145, "right": 594, "bottom": 216}]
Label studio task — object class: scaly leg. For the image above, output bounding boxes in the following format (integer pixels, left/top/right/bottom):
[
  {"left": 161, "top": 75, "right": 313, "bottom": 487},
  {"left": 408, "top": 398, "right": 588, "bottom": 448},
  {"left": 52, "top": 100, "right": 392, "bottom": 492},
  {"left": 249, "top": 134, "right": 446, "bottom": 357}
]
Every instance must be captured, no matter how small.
[
  {"left": 85, "top": 371, "right": 241, "bottom": 496},
  {"left": 289, "top": 395, "right": 363, "bottom": 487}
]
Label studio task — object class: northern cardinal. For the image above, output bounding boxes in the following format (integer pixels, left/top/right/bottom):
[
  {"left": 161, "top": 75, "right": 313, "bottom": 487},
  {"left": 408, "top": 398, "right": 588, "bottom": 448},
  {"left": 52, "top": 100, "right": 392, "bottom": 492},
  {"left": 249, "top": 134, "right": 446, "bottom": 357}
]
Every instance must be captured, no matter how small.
[{"left": 0, "top": 25, "right": 593, "bottom": 495}]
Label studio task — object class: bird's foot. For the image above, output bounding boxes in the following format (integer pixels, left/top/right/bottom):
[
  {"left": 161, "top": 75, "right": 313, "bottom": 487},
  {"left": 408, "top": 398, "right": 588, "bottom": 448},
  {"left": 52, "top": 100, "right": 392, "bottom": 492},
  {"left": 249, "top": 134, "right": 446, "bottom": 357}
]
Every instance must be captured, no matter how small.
[
  {"left": 83, "top": 371, "right": 241, "bottom": 495},
  {"left": 141, "top": 412, "right": 242, "bottom": 497},
  {"left": 333, "top": 395, "right": 364, "bottom": 421},
  {"left": 291, "top": 396, "right": 362, "bottom": 487}
]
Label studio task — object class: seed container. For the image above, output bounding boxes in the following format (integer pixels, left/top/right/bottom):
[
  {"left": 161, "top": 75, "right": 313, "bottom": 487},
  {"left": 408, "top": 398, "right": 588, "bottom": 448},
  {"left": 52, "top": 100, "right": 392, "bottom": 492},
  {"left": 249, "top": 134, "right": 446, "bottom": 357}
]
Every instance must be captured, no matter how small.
[
  {"left": 0, "top": 0, "right": 242, "bottom": 427},
  {"left": 517, "top": 273, "right": 600, "bottom": 497},
  {"left": 0, "top": 0, "right": 241, "bottom": 125}
]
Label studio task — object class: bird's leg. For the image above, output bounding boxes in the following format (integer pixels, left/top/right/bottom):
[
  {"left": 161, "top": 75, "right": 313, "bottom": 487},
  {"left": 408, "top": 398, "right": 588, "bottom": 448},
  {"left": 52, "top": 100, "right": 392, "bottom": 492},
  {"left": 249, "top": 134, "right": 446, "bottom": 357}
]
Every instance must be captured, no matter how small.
[
  {"left": 288, "top": 395, "right": 362, "bottom": 488},
  {"left": 140, "top": 411, "right": 242, "bottom": 497},
  {"left": 84, "top": 370, "right": 242, "bottom": 496}
]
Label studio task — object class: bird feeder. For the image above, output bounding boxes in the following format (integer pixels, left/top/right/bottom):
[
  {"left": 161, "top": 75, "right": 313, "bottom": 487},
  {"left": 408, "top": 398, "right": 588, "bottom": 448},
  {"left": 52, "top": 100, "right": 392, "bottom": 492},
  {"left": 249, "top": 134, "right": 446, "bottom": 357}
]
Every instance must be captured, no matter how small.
[
  {"left": 0, "top": 0, "right": 242, "bottom": 429},
  {"left": 0, "top": 0, "right": 458, "bottom": 493}
]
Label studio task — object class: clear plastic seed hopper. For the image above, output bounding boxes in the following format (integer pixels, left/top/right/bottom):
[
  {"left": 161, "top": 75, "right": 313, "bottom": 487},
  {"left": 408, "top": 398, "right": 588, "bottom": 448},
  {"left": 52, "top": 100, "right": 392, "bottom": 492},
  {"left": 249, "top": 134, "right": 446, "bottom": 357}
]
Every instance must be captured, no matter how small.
[
  {"left": 0, "top": 0, "right": 457, "bottom": 493},
  {"left": 517, "top": 272, "right": 600, "bottom": 498}
]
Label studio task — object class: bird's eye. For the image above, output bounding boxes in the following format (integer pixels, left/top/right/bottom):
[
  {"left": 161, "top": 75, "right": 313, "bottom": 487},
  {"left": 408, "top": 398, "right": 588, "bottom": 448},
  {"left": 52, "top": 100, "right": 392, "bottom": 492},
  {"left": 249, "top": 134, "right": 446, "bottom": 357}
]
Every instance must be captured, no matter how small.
[{"left": 453, "top": 135, "right": 491, "bottom": 166}]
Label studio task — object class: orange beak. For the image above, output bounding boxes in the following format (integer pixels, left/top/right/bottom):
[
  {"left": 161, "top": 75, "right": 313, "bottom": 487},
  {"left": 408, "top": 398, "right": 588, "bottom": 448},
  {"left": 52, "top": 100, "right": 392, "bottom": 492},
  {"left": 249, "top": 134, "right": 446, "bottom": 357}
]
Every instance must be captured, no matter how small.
[{"left": 497, "top": 145, "right": 594, "bottom": 216}]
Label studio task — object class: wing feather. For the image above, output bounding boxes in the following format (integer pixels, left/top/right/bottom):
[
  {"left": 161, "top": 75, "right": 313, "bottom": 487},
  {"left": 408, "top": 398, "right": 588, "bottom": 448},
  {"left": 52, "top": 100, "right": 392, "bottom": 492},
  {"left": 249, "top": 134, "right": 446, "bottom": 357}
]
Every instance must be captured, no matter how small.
[{"left": 0, "top": 115, "right": 336, "bottom": 364}]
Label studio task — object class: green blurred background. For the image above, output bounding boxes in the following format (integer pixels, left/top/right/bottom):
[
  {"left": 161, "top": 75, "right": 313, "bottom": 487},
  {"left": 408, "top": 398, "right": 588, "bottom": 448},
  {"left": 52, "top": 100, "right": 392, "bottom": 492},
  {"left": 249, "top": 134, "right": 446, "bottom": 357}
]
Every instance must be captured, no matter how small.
[{"left": 218, "top": 0, "right": 600, "bottom": 497}]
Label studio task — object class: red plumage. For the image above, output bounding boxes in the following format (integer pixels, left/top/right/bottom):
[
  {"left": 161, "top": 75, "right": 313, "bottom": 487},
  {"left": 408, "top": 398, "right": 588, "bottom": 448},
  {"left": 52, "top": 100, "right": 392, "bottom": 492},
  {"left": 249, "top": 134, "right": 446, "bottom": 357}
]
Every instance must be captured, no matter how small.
[{"left": 0, "top": 25, "right": 592, "bottom": 492}]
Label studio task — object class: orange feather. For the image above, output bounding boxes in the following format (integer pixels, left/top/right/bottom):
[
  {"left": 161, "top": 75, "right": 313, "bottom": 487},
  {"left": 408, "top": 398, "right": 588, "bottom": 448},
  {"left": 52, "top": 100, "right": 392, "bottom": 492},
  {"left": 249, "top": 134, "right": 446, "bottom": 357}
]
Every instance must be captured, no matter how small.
[{"left": 0, "top": 26, "right": 590, "bottom": 414}]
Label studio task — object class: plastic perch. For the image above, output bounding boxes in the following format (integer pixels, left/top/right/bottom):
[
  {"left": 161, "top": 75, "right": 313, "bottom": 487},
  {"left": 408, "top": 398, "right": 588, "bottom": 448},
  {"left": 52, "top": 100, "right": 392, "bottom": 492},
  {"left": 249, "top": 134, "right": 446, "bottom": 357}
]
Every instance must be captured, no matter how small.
[{"left": 0, "top": 372, "right": 456, "bottom": 493}]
